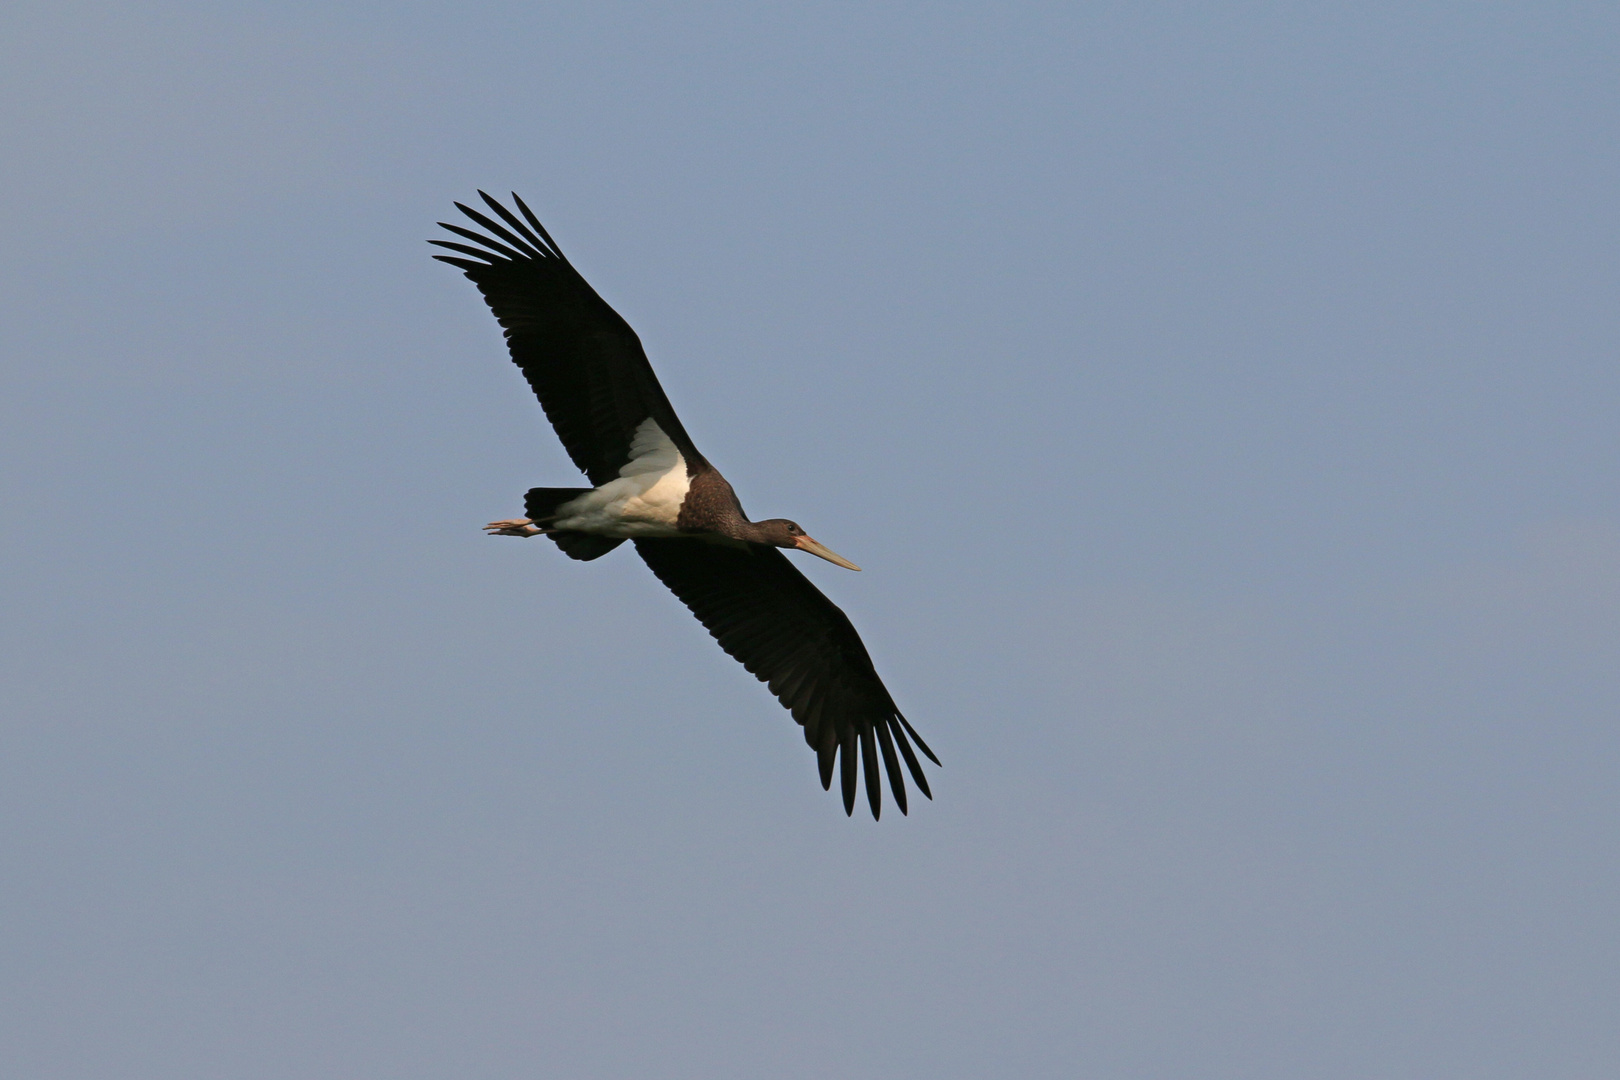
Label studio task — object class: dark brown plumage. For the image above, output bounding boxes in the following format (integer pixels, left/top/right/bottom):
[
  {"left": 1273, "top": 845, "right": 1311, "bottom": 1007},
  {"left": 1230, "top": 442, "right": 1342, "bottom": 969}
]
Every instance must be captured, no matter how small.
[{"left": 431, "top": 192, "right": 938, "bottom": 817}]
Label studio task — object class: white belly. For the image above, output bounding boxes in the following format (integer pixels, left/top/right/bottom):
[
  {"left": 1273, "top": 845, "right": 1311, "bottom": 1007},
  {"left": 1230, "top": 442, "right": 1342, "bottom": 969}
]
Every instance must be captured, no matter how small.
[{"left": 550, "top": 418, "right": 691, "bottom": 537}]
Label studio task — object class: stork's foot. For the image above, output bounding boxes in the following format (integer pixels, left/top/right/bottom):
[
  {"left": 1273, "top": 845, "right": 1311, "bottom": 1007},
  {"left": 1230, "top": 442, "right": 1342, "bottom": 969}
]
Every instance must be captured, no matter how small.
[{"left": 484, "top": 518, "right": 546, "bottom": 537}]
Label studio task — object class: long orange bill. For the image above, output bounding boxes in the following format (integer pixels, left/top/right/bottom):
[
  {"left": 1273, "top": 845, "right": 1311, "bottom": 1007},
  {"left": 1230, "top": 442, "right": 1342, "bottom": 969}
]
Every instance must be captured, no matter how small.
[{"left": 795, "top": 535, "right": 861, "bottom": 571}]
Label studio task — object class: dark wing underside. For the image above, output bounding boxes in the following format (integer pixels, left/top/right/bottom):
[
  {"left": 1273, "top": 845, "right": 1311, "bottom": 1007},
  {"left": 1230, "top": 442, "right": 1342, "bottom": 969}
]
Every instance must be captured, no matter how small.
[
  {"left": 430, "top": 192, "right": 705, "bottom": 486},
  {"left": 634, "top": 538, "right": 939, "bottom": 819}
]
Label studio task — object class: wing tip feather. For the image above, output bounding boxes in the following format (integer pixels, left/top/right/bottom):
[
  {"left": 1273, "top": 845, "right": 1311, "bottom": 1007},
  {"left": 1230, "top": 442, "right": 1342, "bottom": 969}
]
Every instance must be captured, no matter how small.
[
  {"left": 431, "top": 194, "right": 571, "bottom": 268},
  {"left": 429, "top": 253, "right": 488, "bottom": 272},
  {"left": 840, "top": 728, "right": 858, "bottom": 816},
  {"left": 889, "top": 715, "right": 933, "bottom": 801},
  {"left": 896, "top": 710, "right": 941, "bottom": 767}
]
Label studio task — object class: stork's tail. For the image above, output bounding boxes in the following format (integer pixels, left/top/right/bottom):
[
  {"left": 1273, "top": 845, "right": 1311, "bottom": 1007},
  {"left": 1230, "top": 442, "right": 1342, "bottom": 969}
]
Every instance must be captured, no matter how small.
[
  {"left": 524, "top": 487, "right": 592, "bottom": 523},
  {"left": 523, "top": 487, "right": 625, "bottom": 562}
]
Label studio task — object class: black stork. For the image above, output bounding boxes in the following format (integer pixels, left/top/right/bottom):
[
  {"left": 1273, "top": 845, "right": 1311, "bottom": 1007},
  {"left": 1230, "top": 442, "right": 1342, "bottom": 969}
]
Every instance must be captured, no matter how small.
[{"left": 430, "top": 192, "right": 938, "bottom": 818}]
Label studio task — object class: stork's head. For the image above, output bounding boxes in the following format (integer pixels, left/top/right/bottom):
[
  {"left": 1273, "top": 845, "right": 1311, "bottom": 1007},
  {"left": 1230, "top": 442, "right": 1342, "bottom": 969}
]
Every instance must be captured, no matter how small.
[{"left": 756, "top": 519, "right": 861, "bottom": 571}]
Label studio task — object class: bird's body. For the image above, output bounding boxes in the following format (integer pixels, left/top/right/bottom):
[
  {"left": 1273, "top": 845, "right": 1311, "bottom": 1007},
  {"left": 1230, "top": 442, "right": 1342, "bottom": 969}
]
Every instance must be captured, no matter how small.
[
  {"left": 432, "top": 192, "right": 936, "bottom": 817},
  {"left": 528, "top": 418, "right": 694, "bottom": 539}
]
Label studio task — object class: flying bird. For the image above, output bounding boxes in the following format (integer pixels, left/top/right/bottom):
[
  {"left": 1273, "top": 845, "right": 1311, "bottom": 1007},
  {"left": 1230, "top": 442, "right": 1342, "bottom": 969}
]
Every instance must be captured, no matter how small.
[{"left": 431, "top": 192, "right": 938, "bottom": 818}]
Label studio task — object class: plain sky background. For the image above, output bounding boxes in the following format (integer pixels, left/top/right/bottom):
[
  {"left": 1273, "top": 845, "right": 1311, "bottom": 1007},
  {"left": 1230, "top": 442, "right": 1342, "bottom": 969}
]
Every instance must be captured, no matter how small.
[{"left": 3, "top": 2, "right": 1618, "bottom": 1077}]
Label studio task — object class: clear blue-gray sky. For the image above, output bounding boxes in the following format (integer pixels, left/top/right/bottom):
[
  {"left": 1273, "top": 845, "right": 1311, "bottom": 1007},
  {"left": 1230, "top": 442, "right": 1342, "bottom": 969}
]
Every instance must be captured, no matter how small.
[{"left": 3, "top": 2, "right": 1618, "bottom": 1077}]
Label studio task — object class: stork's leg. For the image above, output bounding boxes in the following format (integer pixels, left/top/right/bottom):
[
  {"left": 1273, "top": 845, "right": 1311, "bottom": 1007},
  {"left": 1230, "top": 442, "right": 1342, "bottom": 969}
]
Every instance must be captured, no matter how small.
[{"left": 484, "top": 518, "right": 549, "bottom": 537}]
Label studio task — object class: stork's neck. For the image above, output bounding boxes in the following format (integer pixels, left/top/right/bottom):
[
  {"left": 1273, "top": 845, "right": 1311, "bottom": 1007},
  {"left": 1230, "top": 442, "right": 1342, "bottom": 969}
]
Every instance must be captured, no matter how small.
[
  {"left": 731, "top": 518, "right": 779, "bottom": 544},
  {"left": 674, "top": 465, "right": 750, "bottom": 534}
]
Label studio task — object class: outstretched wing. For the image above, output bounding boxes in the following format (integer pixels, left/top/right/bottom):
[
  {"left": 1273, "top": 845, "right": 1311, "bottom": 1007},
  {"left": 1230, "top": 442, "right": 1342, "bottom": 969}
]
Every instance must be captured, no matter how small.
[
  {"left": 634, "top": 538, "right": 938, "bottom": 819},
  {"left": 431, "top": 192, "right": 707, "bottom": 486}
]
